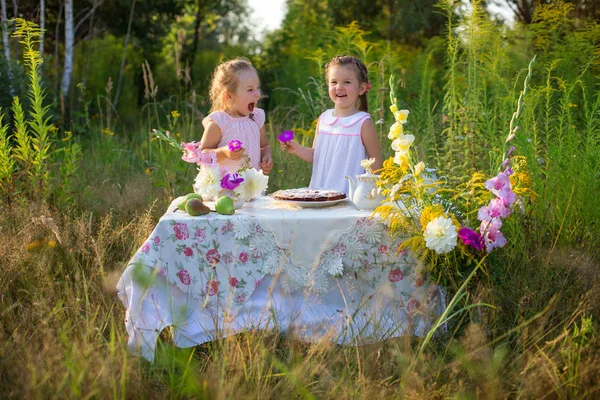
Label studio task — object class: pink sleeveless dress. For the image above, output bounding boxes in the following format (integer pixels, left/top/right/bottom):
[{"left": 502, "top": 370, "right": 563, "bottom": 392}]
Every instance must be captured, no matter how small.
[
  {"left": 309, "top": 109, "right": 370, "bottom": 194},
  {"left": 202, "top": 108, "right": 265, "bottom": 173}
]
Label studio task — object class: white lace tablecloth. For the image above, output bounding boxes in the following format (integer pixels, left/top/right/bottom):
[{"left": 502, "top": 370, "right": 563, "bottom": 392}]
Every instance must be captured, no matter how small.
[{"left": 117, "top": 196, "right": 444, "bottom": 361}]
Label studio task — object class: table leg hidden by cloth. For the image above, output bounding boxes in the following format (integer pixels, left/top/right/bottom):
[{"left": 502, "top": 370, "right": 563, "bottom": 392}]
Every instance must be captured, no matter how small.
[{"left": 117, "top": 196, "right": 446, "bottom": 361}]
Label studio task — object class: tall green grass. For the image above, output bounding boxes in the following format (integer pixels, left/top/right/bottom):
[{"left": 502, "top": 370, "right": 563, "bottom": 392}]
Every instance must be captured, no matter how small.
[{"left": 1, "top": 2, "right": 600, "bottom": 398}]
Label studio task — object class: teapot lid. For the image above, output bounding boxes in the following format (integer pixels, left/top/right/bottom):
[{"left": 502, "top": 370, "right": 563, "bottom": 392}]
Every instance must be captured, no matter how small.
[{"left": 358, "top": 172, "right": 378, "bottom": 179}]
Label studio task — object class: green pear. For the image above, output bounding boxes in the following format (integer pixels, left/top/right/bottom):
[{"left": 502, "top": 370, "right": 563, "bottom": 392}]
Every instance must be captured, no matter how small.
[
  {"left": 185, "top": 198, "right": 210, "bottom": 216},
  {"left": 215, "top": 196, "right": 235, "bottom": 215},
  {"left": 178, "top": 193, "right": 203, "bottom": 211}
]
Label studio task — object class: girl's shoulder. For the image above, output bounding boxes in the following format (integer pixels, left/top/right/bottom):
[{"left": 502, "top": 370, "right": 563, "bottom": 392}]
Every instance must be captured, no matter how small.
[
  {"left": 320, "top": 109, "right": 371, "bottom": 129},
  {"left": 251, "top": 108, "right": 265, "bottom": 127},
  {"left": 202, "top": 110, "right": 230, "bottom": 131}
]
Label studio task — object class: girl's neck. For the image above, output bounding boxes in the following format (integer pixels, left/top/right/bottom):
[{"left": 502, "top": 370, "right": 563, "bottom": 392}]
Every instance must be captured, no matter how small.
[{"left": 332, "top": 106, "right": 361, "bottom": 118}]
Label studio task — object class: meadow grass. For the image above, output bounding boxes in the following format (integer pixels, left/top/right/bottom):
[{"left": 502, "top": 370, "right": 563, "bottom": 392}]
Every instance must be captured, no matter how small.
[{"left": 2, "top": 5, "right": 600, "bottom": 399}]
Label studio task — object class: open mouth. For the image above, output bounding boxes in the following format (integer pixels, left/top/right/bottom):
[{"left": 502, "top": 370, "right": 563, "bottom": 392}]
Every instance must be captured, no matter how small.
[
  {"left": 336, "top": 94, "right": 347, "bottom": 98},
  {"left": 248, "top": 102, "right": 255, "bottom": 112}
]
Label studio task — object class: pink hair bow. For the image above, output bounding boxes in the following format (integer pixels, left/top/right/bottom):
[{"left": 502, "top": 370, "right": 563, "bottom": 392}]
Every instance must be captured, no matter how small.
[{"left": 364, "top": 81, "right": 372, "bottom": 94}]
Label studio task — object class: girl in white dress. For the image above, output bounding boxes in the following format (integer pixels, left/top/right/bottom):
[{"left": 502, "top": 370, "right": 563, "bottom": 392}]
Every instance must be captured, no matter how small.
[
  {"left": 200, "top": 57, "right": 274, "bottom": 174},
  {"left": 281, "top": 55, "right": 383, "bottom": 194}
]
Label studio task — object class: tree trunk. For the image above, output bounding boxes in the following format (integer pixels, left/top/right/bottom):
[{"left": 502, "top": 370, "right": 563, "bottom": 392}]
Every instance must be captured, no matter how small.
[
  {"left": 53, "top": 0, "right": 62, "bottom": 104},
  {"left": 11, "top": 0, "right": 17, "bottom": 59},
  {"left": 39, "top": 0, "right": 45, "bottom": 56},
  {"left": 114, "top": 0, "right": 136, "bottom": 106},
  {"left": 61, "top": 0, "right": 73, "bottom": 113},
  {"left": 1, "top": 0, "right": 14, "bottom": 96},
  {"left": 188, "top": 0, "right": 205, "bottom": 83}
]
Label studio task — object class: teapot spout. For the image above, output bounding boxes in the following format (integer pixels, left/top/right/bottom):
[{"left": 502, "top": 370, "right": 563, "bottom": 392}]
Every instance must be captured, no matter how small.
[{"left": 345, "top": 175, "right": 356, "bottom": 200}]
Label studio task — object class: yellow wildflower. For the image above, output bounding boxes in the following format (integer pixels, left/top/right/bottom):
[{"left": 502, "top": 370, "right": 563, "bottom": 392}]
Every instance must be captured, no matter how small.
[
  {"left": 171, "top": 110, "right": 180, "bottom": 118},
  {"left": 145, "top": 168, "right": 152, "bottom": 175},
  {"left": 414, "top": 161, "right": 425, "bottom": 176},
  {"left": 46, "top": 240, "right": 57, "bottom": 248},
  {"left": 61, "top": 131, "right": 72, "bottom": 141},
  {"left": 419, "top": 204, "right": 445, "bottom": 231},
  {"left": 26, "top": 240, "right": 42, "bottom": 251},
  {"left": 390, "top": 104, "right": 398, "bottom": 114},
  {"left": 102, "top": 128, "right": 115, "bottom": 136}
]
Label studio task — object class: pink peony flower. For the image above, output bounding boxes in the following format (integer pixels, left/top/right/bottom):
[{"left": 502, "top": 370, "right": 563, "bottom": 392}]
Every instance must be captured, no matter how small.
[
  {"left": 206, "top": 280, "right": 219, "bottom": 296},
  {"left": 183, "top": 247, "right": 193, "bottom": 257},
  {"left": 388, "top": 269, "right": 404, "bottom": 282},
  {"left": 177, "top": 270, "right": 191, "bottom": 285},
  {"left": 158, "top": 267, "right": 167, "bottom": 278},
  {"left": 153, "top": 236, "right": 160, "bottom": 245},
  {"left": 141, "top": 242, "right": 150, "bottom": 253},
  {"left": 378, "top": 244, "right": 388, "bottom": 255},
  {"left": 239, "top": 252, "right": 249, "bottom": 263},
  {"left": 407, "top": 299, "right": 420, "bottom": 314},
  {"left": 458, "top": 227, "right": 484, "bottom": 251},
  {"left": 206, "top": 249, "right": 220, "bottom": 264},
  {"left": 254, "top": 279, "right": 261, "bottom": 289},
  {"left": 229, "top": 277, "right": 239, "bottom": 287},
  {"left": 174, "top": 223, "right": 189, "bottom": 240},
  {"left": 235, "top": 293, "right": 246, "bottom": 304},
  {"left": 194, "top": 228, "right": 206, "bottom": 242}
]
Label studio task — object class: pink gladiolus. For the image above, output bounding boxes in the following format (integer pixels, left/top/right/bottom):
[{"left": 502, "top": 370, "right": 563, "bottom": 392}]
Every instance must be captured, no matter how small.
[
  {"left": 458, "top": 227, "right": 484, "bottom": 251},
  {"left": 181, "top": 142, "right": 202, "bottom": 163},
  {"left": 277, "top": 130, "right": 294, "bottom": 143},
  {"left": 228, "top": 140, "right": 243, "bottom": 152},
  {"left": 507, "top": 145, "right": 516, "bottom": 157},
  {"left": 480, "top": 218, "right": 507, "bottom": 252}
]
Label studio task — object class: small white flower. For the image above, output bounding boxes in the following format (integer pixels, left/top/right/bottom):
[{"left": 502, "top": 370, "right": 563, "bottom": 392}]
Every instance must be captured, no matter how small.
[
  {"left": 423, "top": 216, "right": 457, "bottom": 254},
  {"left": 414, "top": 161, "right": 425, "bottom": 176},
  {"left": 360, "top": 157, "right": 376, "bottom": 173}
]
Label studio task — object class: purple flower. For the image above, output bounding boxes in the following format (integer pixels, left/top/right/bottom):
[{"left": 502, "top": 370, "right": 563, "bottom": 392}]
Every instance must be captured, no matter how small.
[
  {"left": 277, "top": 130, "right": 294, "bottom": 143},
  {"left": 220, "top": 173, "right": 244, "bottom": 190},
  {"left": 507, "top": 145, "right": 516, "bottom": 157},
  {"left": 228, "top": 140, "right": 243, "bottom": 152},
  {"left": 458, "top": 227, "right": 484, "bottom": 251}
]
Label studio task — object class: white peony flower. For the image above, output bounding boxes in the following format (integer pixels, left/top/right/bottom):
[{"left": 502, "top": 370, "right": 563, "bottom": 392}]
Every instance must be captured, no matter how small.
[
  {"left": 234, "top": 168, "right": 269, "bottom": 201},
  {"left": 193, "top": 165, "right": 222, "bottom": 200},
  {"left": 423, "top": 216, "right": 457, "bottom": 254}
]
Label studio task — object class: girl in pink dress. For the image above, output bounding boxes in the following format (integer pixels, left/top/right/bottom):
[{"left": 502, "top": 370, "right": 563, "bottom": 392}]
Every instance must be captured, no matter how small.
[
  {"left": 200, "top": 57, "right": 274, "bottom": 174},
  {"left": 281, "top": 55, "right": 383, "bottom": 194}
]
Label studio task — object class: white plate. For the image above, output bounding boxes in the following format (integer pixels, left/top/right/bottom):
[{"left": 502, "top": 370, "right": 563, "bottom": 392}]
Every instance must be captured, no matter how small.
[{"left": 272, "top": 198, "right": 348, "bottom": 208}]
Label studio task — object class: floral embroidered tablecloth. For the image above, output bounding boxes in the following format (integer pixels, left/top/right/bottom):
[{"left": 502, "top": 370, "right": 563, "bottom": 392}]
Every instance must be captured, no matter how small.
[{"left": 117, "top": 196, "right": 443, "bottom": 361}]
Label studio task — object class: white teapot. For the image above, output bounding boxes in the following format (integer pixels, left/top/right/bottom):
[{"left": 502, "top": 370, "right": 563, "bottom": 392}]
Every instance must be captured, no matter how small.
[{"left": 346, "top": 172, "right": 385, "bottom": 210}]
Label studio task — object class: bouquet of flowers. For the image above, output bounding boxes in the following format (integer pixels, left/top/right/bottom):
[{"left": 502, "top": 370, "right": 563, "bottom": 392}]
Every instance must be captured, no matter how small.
[
  {"left": 375, "top": 58, "right": 536, "bottom": 281},
  {"left": 150, "top": 130, "right": 269, "bottom": 202}
]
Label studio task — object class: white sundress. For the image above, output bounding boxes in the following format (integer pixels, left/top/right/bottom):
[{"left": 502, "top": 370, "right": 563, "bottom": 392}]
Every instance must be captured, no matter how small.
[
  {"left": 202, "top": 108, "right": 265, "bottom": 173},
  {"left": 309, "top": 109, "right": 370, "bottom": 194}
]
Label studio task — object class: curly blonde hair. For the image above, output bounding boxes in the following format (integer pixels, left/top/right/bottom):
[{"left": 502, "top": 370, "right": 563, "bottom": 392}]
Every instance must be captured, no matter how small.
[
  {"left": 325, "top": 55, "right": 369, "bottom": 112},
  {"left": 209, "top": 57, "right": 258, "bottom": 113}
]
